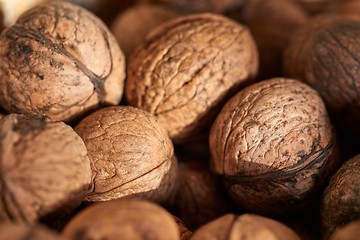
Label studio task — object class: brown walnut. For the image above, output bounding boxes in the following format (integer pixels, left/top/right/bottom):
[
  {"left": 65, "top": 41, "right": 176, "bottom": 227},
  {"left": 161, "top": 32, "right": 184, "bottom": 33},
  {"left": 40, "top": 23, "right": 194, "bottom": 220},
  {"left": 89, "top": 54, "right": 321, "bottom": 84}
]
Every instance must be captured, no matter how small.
[
  {"left": 284, "top": 15, "right": 360, "bottom": 136},
  {"left": 191, "top": 213, "right": 301, "bottom": 240},
  {"left": 209, "top": 78, "right": 337, "bottom": 215},
  {"left": 126, "top": 13, "right": 258, "bottom": 142},
  {"left": 321, "top": 154, "right": 360, "bottom": 239},
  {"left": 62, "top": 198, "right": 179, "bottom": 240},
  {"left": 0, "top": 223, "right": 67, "bottom": 240},
  {"left": 0, "top": 114, "right": 91, "bottom": 223},
  {"left": 74, "top": 106, "right": 178, "bottom": 204},
  {"left": 329, "top": 220, "right": 360, "bottom": 240},
  {"left": 0, "top": 1, "right": 125, "bottom": 123}
]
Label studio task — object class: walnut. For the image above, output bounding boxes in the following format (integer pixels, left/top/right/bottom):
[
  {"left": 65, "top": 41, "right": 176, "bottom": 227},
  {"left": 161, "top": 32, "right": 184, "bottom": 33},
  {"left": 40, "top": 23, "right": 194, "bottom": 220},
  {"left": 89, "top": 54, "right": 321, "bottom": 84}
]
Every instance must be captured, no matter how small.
[
  {"left": 0, "top": 1, "right": 125, "bottom": 123},
  {"left": 321, "top": 154, "right": 360, "bottom": 239},
  {"left": 111, "top": 4, "right": 179, "bottom": 60},
  {"left": 209, "top": 78, "right": 338, "bottom": 215},
  {"left": 0, "top": 223, "right": 67, "bottom": 240},
  {"left": 284, "top": 15, "right": 360, "bottom": 136},
  {"left": 191, "top": 213, "right": 301, "bottom": 240},
  {"left": 329, "top": 220, "right": 360, "bottom": 240},
  {"left": 74, "top": 106, "right": 177, "bottom": 204},
  {"left": 241, "top": 0, "right": 308, "bottom": 79},
  {"left": 62, "top": 198, "right": 179, "bottom": 240},
  {"left": 0, "top": 114, "right": 91, "bottom": 223},
  {"left": 126, "top": 13, "right": 258, "bottom": 142}
]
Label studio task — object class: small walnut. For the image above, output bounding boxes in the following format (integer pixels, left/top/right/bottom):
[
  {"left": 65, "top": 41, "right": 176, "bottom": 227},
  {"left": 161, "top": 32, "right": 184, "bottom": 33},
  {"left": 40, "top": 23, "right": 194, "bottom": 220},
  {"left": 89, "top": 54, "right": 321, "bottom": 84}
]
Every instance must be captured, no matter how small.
[
  {"left": 0, "top": 114, "right": 91, "bottom": 223},
  {"left": 209, "top": 78, "right": 337, "bottom": 215},
  {"left": 329, "top": 220, "right": 360, "bottom": 240},
  {"left": 321, "top": 154, "right": 360, "bottom": 239},
  {"left": 191, "top": 213, "right": 301, "bottom": 240},
  {"left": 284, "top": 15, "right": 360, "bottom": 135},
  {"left": 0, "top": 223, "right": 67, "bottom": 240},
  {"left": 126, "top": 13, "right": 258, "bottom": 142},
  {"left": 0, "top": 1, "right": 125, "bottom": 123},
  {"left": 62, "top": 198, "right": 179, "bottom": 240},
  {"left": 74, "top": 106, "right": 178, "bottom": 204},
  {"left": 111, "top": 4, "right": 179, "bottom": 59}
]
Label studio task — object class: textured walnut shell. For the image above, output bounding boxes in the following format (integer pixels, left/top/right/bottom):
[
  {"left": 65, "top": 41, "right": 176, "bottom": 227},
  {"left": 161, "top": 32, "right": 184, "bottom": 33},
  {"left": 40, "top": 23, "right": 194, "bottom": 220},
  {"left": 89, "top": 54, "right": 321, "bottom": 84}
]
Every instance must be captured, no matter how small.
[
  {"left": 191, "top": 213, "right": 301, "bottom": 240},
  {"left": 126, "top": 13, "right": 258, "bottom": 142},
  {"left": 111, "top": 4, "right": 179, "bottom": 59},
  {"left": 173, "top": 160, "right": 232, "bottom": 230},
  {"left": 0, "top": 1, "right": 125, "bottom": 122},
  {"left": 321, "top": 154, "right": 360, "bottom": 238},
  {"left": 284, "top": 15, "right": 360, "bottom": 135},
  {"left": 74, "top": 106, "right": 177, "bottom": 204},
  {"left": 0, "top": 223, "right": 67, "bottom": 240},
  {"left": 62, "top": 199, "right": 179, "bottom": 240},
  {"left": 209, "top": 78, "right": 337, "bottom": 215},
  {"left": 329, "top": 220, "right": 360, "bottom": 240},
  {"left": 0, "top": 114, "right": 91, "bottom": 223},
  {"left": 241, "top": 0, "right": 308, "bottom": 79}
]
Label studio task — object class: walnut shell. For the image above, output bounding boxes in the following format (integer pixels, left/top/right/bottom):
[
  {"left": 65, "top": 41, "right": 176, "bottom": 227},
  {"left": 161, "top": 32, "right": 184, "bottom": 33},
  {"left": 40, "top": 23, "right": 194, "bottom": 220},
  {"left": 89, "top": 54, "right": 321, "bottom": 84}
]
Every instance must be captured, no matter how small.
[
  {"left": 0, "top": 114, "right": 91, "bottom": 223},
  {"left": 284, "top": 15, "right": 360, "bottom": 135},
  {"left": 191, "top": 213, "right": 301, "bottom": 240},
  {"left": 321, "top": 154, "right": 360, "bottom": 238},
  {"left": 209, "top": 78, "right": 337, "bottom": 215},
  {"left": 0, "top": 223, "right": 67, "bottom": 240},
  {"left": 74, "top": 106, "right": 177, "bottom": 204},
  {"left": 111, "top": 4, "right": 179, "bottom": 59},
  {"left": 126, "top": 13, "right": 258, "bottom": 142},
  {"left": 329, "top": 220, "right": 360, "bottom": 240},
  {"left": 0, "top": 1, "right": 125, "bottom": 122},
  {"left": 62, "top": 198, "right": 179, "bottom": 240}
]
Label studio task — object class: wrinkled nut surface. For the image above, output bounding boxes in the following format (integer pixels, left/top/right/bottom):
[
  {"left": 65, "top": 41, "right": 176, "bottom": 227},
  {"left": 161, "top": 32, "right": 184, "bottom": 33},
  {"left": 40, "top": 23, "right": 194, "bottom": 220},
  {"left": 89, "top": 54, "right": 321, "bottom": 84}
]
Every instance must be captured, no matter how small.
[
  {"left": 111, "top": 4, "right": 179, "bottom": 59},
  {"left": 0, "top": 114, "right": 91, "bottom": 223},
  {"left": 191, "top": 213, "right": 301, "bottom": 240},
  {"left": 284, "top": 15, "right": 360, "bottom": 135},
  {"left": 126, "top": 13, "right": 258, "bottom": 142},
  {"left": 210, "top": 78, "right": 336, "bottom": 215},
  {"left": 0, "top": 223, "right": 67, "bottom": 240},
  {"left": 0, "top": 1, "right": 125, "bottom": 122},
  {"left": 62, "top": 199, "right": 179, "bottom": 240},
  {"left": 74, "top": 106, "right": 177, "bottom": 203},
  {"left": 329, "top": 220, "right": 360, "bottom": 240},
  {"left": 321, "top": 154, "right": 360, "bottom": 238}
]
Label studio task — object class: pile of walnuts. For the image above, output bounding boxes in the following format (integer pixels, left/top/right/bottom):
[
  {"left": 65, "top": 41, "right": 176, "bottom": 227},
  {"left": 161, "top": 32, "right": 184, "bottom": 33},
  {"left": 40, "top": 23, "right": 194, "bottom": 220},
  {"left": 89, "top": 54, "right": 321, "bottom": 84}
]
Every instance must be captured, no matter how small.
[{"left": 0, "top": 0, "right": 359, "bottom": 239}]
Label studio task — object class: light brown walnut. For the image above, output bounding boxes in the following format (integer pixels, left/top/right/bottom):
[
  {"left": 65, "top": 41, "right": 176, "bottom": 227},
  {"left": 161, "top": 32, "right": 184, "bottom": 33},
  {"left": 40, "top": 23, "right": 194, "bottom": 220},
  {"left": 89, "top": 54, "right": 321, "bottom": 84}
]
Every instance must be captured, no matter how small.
[
  {"left": 74, "top": 106, "right": 177, "bottom": 204},
  {"left": 126, "top": 13, "right": 258, "bottom": 142},
  {"left": 209, "top": 78, "right": 337, "bottom": 215},
  {"left": 0, "top": 223, "right": 67, "bottom": 240},
  {"left": 0, "top": 1, "right": 125, "bottom": 123},
  {"left": 0, "top": 114, "right": 91, "bottom": 223}
]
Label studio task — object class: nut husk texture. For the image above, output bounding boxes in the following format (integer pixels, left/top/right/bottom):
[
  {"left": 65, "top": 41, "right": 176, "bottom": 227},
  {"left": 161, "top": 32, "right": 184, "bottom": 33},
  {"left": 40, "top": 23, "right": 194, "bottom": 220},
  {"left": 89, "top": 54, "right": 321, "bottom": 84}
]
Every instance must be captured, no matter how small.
[
  {"left": 126, "top": 13, "right": 258, "bottom": 142},
  {"left": 0, "top": 1, "right": 125, "bottom": 122},
  {"left": 209, "top": 78, "right": 337, "bottom": 215},
  {"left": 74, "top": 106, "right": 177, "bottom": 204},
  {"left": 0, "top": 114, "right": 91, "bottom": 223}
]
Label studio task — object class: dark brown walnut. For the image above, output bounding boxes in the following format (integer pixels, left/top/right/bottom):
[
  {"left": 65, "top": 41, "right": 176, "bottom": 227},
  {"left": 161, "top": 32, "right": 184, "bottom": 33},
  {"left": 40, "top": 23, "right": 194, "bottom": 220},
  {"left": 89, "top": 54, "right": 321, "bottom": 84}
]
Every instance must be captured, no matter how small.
[
  {"left": 0, "top": 114, "right": 91, "bottom": 223},
  {"left": 173, "top": 215, "right": 192, "bottom": 240},
  {"left": 284, "top": 15, "right": 360, "bottom": 136},
  {"left": 191, "top": 213, "right": 301, "bottom": 240},
  {"left": 62, "top": 198, "right": 179, "bottom": 240},
  {"left": 241, "top": 0, "right": 308, "bottom": 79},
  {"left": 126, "top": 13, "right": 258, "bottom": 142},
  {"left": 173, "top": 160, "right": 233, "bottom": 230},
  {"left": 209, "top": 78, "right": 337, "bottom": 215},
  {"left": 0, "top": 1, "right": 125, "bottom": 123},
  {"left": 329, "top": 220, "right": 360, "bottom": 240},
  {"left": 327, "top": 0, "right": 360, "bottom": 20},
  {"left": 0, "top": 223, "right": 67, "bottom": 240},
  {"left": 74, "top": 106, "right": 177, "bottom": 204},
  {"left": 111, "top": 4, "right": 179, "bottom": 60},
  {"left": 321, "top": 154, "right": 360, "bottom": 239}
]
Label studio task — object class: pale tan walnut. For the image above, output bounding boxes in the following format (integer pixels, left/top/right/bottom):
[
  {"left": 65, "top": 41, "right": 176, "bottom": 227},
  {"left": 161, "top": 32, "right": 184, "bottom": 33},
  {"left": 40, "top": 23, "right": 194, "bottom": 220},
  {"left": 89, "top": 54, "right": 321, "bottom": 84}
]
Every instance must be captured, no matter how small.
[
  {"left": 0, "top": 1, "right": 125, "bottom": 123},
  {"left": 0, "top": 223, "right": 67, "bottom": 240},
  {"left": 0, "top": 114, "right": 91, "bottom": 224},
  {"left": 111, "top": 4, "right": 179, "bottom": 60},
  {"left": 191, "top": 213, "right": 301, "bottom": 240},
  {"left": 74, "top": 106, "right": 178, "bottom": 204},
  {"left": 329, "top": 220, "right": 360, "bottom": 240},
  {"left": 62, "top": 198, "right": 179, "bottom": 240},
  {"left": 126, "top": 13, "right": 258, "bottom": 142},
  {"left": 209, "top": 78, "right": 337, "bottom": 215}
]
